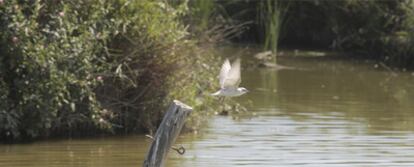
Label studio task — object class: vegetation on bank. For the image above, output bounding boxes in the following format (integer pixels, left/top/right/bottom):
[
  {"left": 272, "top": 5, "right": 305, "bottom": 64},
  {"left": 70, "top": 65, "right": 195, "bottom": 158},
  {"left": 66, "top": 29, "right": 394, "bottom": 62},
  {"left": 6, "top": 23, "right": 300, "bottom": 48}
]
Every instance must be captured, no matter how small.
[
  {"left": 281, "top": 0, "right": 414, "bottom": 69},
  {"left": 0, "top": 0, "right": 219, "bottom": 141},
  {"left": 218, "top": 0, "right": 414, "bottom": 69}
]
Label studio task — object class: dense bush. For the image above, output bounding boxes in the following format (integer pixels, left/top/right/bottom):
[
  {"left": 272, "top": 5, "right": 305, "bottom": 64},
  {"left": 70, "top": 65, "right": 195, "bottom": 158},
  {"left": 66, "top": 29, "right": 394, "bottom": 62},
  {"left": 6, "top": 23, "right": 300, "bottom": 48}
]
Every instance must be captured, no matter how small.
[
  {"left": 0, "top": 0, "right": 109, "bottom": 140},
  {"left": 0, "top": 0, "right": 218, "bottom": 141}
]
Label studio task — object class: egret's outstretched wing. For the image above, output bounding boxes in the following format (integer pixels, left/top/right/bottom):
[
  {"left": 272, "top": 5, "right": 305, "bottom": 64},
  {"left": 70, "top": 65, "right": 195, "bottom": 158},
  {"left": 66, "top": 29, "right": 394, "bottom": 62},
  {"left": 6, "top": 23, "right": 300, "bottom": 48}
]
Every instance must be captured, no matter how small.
[
  {"left": 223, "top": 58, "right": 241, "bottom": 88},
  {"left": 219, "top": 59, "right": 231, "bottom": 88}
]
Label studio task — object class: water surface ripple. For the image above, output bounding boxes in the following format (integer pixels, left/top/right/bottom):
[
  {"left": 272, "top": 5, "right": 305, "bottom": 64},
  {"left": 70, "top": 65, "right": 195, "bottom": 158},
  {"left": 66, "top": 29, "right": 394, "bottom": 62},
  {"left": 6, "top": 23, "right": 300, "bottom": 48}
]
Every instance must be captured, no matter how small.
[{"left": 2, "top": 48, "right": 414, "bottom": 167}]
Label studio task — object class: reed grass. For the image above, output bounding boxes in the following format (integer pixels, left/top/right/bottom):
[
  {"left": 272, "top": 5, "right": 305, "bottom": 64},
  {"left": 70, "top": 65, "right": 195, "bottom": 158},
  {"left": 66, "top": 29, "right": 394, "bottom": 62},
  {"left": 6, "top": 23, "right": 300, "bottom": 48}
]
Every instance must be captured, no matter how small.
[
  {"left": 190, "top": 0, "right": 215, "bottom": 32},
  {"left": 257, "top": 0, "right": 288, "bottom": 64}
]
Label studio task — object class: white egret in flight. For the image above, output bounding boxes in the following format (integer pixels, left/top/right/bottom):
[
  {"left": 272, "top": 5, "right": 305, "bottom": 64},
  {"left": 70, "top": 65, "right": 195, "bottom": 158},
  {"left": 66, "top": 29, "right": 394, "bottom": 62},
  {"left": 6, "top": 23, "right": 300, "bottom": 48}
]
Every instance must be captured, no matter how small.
[{"left": 211, "top": 58, "right": 248, "bottom": 97}]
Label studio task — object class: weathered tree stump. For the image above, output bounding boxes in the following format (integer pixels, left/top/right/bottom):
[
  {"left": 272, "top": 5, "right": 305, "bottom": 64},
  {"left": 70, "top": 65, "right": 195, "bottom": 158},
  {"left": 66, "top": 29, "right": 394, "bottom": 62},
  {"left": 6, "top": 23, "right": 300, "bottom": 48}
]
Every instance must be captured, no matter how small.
[{"left": 142, "top": 100, "right": 193, "bottom": 167}]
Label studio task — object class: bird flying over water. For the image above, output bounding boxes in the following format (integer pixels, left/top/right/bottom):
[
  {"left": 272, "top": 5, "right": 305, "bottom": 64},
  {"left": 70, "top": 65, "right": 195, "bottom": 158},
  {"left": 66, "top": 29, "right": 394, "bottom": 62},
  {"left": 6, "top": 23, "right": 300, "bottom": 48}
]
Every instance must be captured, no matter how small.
[{"left": 211, "top": 58, "right": 248, "bottom": 97}]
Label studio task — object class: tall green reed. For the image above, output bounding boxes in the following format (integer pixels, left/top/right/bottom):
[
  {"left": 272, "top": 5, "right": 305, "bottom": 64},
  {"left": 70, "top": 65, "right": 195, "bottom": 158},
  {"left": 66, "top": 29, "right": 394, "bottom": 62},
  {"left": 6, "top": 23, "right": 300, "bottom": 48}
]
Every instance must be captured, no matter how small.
[
  {"left": 191, "top": 0, "right": 215, "bottom": 31},
  {"left": 258, "top": 0, "right": 288, "bottom": 64}
]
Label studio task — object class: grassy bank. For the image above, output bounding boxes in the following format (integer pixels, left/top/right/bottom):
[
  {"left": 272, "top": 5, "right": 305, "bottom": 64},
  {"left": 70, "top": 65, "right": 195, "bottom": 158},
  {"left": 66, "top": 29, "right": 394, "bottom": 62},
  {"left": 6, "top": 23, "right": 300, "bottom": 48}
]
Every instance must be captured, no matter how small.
[{"left": 0, "top": 0, "right": 219, "bottom": 141}]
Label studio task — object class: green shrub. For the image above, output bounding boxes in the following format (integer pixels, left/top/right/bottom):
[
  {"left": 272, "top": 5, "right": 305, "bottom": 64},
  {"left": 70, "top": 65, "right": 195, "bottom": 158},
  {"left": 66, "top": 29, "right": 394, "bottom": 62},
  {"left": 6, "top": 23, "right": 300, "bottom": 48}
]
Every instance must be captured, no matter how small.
[
  {"left": 0, "top": 0, "right": 110, "bottom": 140},
  {"left": 95, "top": 0, "right": 219, "bottom": 134},
  {"left": 0, "top": 0, "right": 218, "bottom": 141}
]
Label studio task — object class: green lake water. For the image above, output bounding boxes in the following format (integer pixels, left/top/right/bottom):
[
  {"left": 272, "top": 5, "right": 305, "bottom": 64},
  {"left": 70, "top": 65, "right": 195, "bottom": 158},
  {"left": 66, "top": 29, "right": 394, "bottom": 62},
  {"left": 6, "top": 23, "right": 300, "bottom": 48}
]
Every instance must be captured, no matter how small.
[{"left": 1, "top": 46, "right": 414, "bottom": 167}]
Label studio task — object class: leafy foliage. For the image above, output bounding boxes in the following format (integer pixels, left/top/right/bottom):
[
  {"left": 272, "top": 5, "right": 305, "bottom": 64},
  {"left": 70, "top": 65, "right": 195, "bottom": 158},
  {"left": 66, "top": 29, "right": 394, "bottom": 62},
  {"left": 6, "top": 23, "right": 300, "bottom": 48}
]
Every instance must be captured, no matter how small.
[{"left": 0, "top": 0, "right": 218, "bottom": 141}]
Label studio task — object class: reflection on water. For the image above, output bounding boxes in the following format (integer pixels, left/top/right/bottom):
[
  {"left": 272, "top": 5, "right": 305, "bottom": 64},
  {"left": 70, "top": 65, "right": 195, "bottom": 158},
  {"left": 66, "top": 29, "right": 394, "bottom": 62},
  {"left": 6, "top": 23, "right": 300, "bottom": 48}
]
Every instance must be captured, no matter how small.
[
  {"left": 0, "top": 136, "right": 148, "bottom": 167},
  {"left": 2, "top": 46, "right": 414, "bottom": 167}
]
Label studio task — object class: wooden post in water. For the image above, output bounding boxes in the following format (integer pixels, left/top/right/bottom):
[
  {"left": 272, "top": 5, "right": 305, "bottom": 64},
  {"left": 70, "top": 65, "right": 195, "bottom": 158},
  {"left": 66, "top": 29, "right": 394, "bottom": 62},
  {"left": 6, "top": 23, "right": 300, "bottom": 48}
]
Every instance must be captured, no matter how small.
[{"left": 142, "top": 100, "right": 193, "bottom": 167}]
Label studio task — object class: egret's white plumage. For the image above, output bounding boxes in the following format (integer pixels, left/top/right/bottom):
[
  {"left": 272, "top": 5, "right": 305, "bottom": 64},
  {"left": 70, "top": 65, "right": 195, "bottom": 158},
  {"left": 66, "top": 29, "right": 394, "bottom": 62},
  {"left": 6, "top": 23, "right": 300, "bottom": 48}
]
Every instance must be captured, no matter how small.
[{"left": 212, "top": 58, "right": 248, "bottom": 97}]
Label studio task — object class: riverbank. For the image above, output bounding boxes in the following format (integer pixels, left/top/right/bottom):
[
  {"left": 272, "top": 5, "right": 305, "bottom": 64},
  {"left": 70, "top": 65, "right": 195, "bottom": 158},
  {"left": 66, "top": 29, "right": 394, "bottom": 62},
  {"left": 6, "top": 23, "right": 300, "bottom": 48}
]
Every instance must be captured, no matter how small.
[{"left": 2, "top": 0, "right": 414, "bottom": 142}]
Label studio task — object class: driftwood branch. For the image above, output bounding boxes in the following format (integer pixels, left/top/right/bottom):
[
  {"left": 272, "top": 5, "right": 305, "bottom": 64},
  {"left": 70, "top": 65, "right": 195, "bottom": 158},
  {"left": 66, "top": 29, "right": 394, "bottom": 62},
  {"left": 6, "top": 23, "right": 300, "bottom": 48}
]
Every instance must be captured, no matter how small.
[{"left": 142, "top": 100, "right": 193, "bottom": 167}]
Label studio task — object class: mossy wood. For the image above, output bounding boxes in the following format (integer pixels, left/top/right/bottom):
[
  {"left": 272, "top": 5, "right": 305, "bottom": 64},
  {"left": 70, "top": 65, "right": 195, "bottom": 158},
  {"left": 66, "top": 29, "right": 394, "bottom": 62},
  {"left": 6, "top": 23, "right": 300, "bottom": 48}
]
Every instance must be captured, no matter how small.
[{"left": 142, "top": 100, "right": 193, "bottom": 167}]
